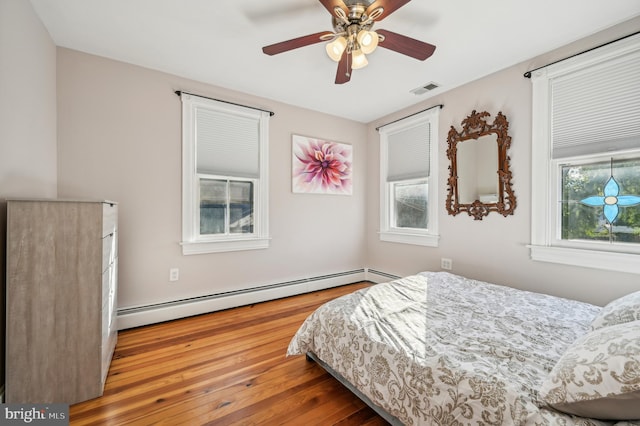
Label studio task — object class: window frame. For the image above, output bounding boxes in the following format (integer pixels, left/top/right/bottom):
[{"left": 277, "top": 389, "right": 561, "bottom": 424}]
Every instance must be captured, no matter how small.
[
  {"left": 181, "top": 94, "right": 269, "bottom": 255},
  {"left": 529, "top": 34, "right": 640, "bottom": 274},
  {"left": 379, "top": 108, "right": 440, "bottom": 247}
]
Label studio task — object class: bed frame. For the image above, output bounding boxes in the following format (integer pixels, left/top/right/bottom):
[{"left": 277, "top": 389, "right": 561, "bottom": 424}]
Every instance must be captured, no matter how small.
[{"left": 306, "top": 351, "right": 403, "bottom": 425}]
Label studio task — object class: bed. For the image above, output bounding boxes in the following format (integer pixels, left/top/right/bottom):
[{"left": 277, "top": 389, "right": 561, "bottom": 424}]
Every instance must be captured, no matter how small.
[{"left": 287, "top": 272, "right": 640, "bottom": 425}]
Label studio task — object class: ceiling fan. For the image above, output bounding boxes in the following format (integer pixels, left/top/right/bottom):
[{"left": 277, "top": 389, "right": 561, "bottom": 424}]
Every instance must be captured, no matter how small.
[{"left": 262, "top": 0, "right": 436, "bottom": 84}]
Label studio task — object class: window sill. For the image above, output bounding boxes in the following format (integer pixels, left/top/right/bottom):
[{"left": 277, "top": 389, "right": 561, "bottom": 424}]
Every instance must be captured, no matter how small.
[
  {"left": 181, "top": 237, "right": 270, "bottom": 255},
  {"left": 528, "top": 245, "right": 640, "bottom": 274},
  {"left": 379, "top": 231, "right": 439, "bottom": 247}
]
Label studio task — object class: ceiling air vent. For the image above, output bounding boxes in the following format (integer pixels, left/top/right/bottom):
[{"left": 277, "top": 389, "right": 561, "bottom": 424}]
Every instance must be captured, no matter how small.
[{"left": 411, "top": 82, "right": 440, "bottom": 95}]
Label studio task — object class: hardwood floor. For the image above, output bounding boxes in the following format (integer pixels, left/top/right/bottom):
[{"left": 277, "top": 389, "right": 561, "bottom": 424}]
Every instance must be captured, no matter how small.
[{"left": 70, "top": 282, "right": 389, "bottom": 425}]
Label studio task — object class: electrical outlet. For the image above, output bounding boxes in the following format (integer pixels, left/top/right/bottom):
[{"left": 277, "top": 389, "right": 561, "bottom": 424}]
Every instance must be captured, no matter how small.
[
  {"left": 440, "top": 258, "right": 453, "bottom": 270},
  {"left": 169, "top": 268, "right": 179, "bottom": 282}
]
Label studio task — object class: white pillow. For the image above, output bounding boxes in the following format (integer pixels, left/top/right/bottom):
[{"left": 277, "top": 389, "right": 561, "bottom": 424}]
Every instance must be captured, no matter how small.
[
  {"left": 590, "top": 291, "right": 640, "bottom": 331},
  {"left": 539, "top": 321, "right": 640, "bottom": 420}
]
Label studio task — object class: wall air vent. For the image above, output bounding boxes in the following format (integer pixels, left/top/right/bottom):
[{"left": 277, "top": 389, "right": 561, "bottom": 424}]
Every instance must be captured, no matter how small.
[{"left": 411, "top": 82, "right": 440, "bottom": 95}]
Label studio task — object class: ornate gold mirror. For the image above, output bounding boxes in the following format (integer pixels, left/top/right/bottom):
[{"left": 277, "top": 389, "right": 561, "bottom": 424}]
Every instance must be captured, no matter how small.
[{"left": 446, "top": 110, "right": 516, "bottom": 220}]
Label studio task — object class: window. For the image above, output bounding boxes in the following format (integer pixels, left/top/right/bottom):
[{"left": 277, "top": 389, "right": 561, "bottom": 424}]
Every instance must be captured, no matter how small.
[
  {"left": 379, "top": 107, "right": 440, "bottom": 246},
  {"left": 529, "top": 34, "right": 640, "bottom": 273},
  {"left": 560, "top": 157, "right": 640, "bottom": 244},
  {"left": 181, "top": 93, "right": 270, "bottom": 254},
  {"left": 199, "top": 179, "right": 254, "bottom": 235}
]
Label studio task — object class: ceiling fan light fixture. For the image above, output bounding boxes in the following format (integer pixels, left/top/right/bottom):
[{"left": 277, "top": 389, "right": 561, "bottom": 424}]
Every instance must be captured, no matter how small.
[
  {"left": 326, "top": 36, "right": 347, "bottom": 62},
  {"left": 357, "top": 30, "right": 378, "bottom": 54},
  {"left": 351, "top": 48, "right": 368, "bottom": 69}
]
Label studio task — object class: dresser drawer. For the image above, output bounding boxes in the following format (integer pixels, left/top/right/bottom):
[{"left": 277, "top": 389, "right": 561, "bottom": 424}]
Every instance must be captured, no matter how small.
[
  {"left": 102, "top": 262, "right": 117, "bottom": 304},
  {"left": 102, "top": 231, "right": 117, "bottom": 273},
  {"left": 102, "top": 202, "right": 117, "bottom": 238}
]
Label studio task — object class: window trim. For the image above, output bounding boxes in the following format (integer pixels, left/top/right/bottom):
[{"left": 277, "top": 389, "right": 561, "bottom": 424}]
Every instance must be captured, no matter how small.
[
  {"left": 379, "top": 108, "right": 440, "bottom": 247},
  {"left": 181, "top": 94, "right": 269, "bottom": 255},
  {"left": 529, "top": 34, "right": 640, "bottom": 274}
]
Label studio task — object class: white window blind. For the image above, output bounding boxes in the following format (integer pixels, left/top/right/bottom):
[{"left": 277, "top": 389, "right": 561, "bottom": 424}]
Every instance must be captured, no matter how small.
[
  {"left": 552, "top": 50, "right": 640, "bottom": 159},
  {"left": 196, "top": 107, "right": 260, "bottom": 178},
  {"left": 386, "top": 122, "right": 430, "bottom": 181}
]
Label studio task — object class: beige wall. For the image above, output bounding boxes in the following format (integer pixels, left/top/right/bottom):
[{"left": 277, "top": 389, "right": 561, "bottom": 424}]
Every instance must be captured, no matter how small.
[
  {"left": 366, "top": 17, "right": 640, "bottom": 306},
  {"left": 56, "top": 48, "right": 367, "bottom": 310},
  {"left": 0, "top": 0, "right": 58, "bottom": 395}
]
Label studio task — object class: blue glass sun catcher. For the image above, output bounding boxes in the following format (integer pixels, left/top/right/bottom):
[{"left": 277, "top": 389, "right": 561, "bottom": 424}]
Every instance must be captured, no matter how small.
[{"left": 580, "top": 168, "right": 640, "bottom": 225}]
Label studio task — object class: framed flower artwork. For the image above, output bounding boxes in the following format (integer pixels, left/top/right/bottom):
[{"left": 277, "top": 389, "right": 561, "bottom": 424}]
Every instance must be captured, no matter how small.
[{"left": 292, "top": 134, "right": 352, "bottom": 195}]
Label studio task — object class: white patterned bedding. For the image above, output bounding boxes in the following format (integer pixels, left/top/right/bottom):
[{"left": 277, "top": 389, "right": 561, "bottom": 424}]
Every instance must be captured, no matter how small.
[{"left": 287, "top": 272, "right": 633, "bottom": 425}]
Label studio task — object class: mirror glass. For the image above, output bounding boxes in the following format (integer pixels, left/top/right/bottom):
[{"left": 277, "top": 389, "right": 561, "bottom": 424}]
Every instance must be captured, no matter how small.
[
  {"left": 456, "top": 134, "right": 498, "bottom": 204},
  {"left": 446, "top": 110, "right": 516, "bottom": 220}
]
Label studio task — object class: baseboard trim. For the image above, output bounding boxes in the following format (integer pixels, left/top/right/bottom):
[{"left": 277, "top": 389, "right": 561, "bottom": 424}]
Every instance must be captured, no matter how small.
[{"left": 117, "top": 269, "right": 367, "bottom": 330}]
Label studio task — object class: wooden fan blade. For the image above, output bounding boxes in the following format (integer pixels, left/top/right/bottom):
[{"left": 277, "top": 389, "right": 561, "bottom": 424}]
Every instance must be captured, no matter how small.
[
  {"left": 376, "top": 29, "right": 436, "bottom": 60},
  {"left": 318, "top": 0, "right": 349, "bottom": 17},
  {"left": 365, "top": 0, "right": 411, "bottom": 21},
  {"left": 335, "top": 50, "right": 352, "bottom": 84},
  {"left": 262, "top": 31, "right": 333, "bottom": 55}
]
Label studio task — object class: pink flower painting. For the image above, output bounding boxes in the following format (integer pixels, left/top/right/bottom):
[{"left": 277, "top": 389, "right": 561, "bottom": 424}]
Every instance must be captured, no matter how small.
[{"left": 292, "top": 135, "right": 352, "bottom": 195}]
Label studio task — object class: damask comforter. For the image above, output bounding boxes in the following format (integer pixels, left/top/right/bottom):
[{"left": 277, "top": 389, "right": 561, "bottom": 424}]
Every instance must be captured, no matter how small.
[{"left": 287, "top": 272, "right": 634, "bottom": 425}]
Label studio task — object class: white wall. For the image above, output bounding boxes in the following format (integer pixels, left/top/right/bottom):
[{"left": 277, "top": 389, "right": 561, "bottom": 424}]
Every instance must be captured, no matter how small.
[
  {"left": 0, "top": 0, "right": 58, "bottom": 396},
  {"left": 0, "top": 0, "right": 57, "bottom": 197},
  {"left": 56, "top": 48, "right": 367, "bottom": 317},
  {"left": 365, "top": 17, "right": 640, "bottom": 306}
]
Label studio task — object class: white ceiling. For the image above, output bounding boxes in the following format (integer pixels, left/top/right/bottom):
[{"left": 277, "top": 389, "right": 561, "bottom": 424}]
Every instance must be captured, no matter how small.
[{"left": 30, "top": 0, "right": 640, "bottom": 123}]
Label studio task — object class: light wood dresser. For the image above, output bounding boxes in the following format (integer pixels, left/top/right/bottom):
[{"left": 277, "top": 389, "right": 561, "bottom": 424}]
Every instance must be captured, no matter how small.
[{"left": 5, "top": 199, "right": 118, "bottom": 404}]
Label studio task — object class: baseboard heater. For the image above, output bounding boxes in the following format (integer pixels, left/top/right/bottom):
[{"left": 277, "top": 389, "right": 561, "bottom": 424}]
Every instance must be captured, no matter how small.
[
  {"left": 366, "top": 269, "right": 401, "bottom": 281},
  {"left": 117, "top": 269, "right": 368, "bottom": 330}
]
